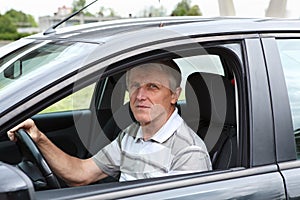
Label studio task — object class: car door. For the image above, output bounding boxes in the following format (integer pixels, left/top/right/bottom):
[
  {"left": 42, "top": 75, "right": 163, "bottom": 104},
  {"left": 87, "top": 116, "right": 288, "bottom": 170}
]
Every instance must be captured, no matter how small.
[
  {"left": 112, "top": 36, "right": 286, "bottom": 199},
  {"left": 33, "top": 35, "right": 287, "bottom": 199},
  {"left": 264, "top": 35, "right": 300, "bottom": 199}
]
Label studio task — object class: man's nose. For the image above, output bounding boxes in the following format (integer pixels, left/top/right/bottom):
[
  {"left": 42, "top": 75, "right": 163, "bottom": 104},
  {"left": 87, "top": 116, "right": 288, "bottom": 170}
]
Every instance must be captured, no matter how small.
[{"left": 136, "top": 86, "right": 147, "bottom": 100}]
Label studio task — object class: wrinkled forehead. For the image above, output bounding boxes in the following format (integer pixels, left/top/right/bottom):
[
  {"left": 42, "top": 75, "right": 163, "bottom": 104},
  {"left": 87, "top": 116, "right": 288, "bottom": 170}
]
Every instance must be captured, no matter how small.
[
  {"left": 130, "top": 63, "right": 168, "bottom": 75},
  {"left": 128, "top": 63, "right": 172, "bottom": 85}
]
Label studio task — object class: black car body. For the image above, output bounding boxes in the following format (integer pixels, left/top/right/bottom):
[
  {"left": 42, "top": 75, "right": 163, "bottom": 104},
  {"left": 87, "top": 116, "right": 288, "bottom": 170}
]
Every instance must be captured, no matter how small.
[{"left": 0, "top": 16, "right": 300, "bottom": 199}]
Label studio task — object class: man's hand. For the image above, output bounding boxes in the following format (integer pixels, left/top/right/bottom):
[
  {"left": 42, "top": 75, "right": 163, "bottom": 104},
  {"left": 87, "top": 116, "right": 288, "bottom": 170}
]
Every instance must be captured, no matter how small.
[{"left": 7, "top": 119, "right": 43, "bottom": 143}]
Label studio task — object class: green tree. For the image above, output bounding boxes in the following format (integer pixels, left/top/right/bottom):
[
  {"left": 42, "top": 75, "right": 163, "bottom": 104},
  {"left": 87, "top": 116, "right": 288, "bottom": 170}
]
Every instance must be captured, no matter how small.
[
  {"left": 171, "top": 0, "right": 202, "bottom": 16},
  {"left": 0, "top": 15, "right": 17, "bottom": 33},
  {"left": 4, "top": 9, "right": 37, "bottom": 27},
  {"left": 0, "top": 12, "right": 35, "bottom": 41},
  {"left": 72, "top": 0, "right": 86, "bottom": 12},
  {"left": 187, "top": 5, "right": 202, "bottom": 16}
]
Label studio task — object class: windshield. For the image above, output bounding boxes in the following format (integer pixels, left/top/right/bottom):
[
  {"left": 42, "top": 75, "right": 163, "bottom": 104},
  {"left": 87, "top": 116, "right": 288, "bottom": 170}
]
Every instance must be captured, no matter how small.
[{"left": 0, "top": 40, "right": 98, "bottom": 92}]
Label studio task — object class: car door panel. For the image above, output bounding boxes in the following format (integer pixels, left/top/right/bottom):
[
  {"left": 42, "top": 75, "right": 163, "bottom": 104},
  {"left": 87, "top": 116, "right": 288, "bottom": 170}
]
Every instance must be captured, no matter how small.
[
  {"left": 36, "top": 166, "right": 285, "bottom": 199},
  {"left": 279, "top": 161, "right": 300, "bottom": 199},
  {"left": 0, "top": 140, "right": 22, "bottom": 164},
  {"left": 124, "top": 170, "right": 285, "bottom": 200},
  {"left": 0, "top": 110, "right": 92, "bottom": 164},
  {"left": 32, "top": 110, "right": 92, "bottom": 158}
]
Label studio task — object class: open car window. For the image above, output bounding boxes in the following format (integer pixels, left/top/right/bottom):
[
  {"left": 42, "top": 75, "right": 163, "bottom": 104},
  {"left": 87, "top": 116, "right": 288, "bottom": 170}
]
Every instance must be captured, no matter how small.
[
  {"left": 2, "top": 42, "right": 241, "bottom": 195},
  {"left": 94, "top": 47, "right": 238, "bottom": 177}
]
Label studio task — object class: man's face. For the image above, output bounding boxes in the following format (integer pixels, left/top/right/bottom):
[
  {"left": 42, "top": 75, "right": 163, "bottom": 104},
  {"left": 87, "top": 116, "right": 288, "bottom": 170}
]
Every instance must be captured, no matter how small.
[{"left": 128, "top": 65, "right": 180, "bottom": 126}]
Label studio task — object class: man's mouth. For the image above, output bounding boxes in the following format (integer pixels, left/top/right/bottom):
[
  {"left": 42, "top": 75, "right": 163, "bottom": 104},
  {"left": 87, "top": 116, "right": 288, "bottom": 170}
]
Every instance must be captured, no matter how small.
[{"left": 136, "top": 104, "right": 151, "bottom": 109}]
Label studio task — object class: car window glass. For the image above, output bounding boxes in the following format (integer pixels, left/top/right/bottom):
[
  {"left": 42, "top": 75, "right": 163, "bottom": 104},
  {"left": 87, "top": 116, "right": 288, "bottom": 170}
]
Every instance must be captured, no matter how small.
[
  {"left": 277, "top": 39, "right": 300, "bottom": 159},
  {"left": 0, "top": 41, "right": 97, "bottom": 92},
  {"left": 40, "top": 83, "right": 96, "bottom": 114}
]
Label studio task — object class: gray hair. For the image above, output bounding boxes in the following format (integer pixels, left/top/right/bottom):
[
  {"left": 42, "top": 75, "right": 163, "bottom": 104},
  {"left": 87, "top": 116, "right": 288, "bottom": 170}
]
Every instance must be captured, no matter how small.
[{"left": 126, "top": 60, "right": 182, "bottom": 92}]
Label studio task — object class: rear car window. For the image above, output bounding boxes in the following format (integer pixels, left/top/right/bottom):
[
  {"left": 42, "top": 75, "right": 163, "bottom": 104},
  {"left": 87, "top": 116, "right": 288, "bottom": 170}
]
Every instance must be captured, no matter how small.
[{"left": 277, "top": 39, "right": 300, "bottom": 159}]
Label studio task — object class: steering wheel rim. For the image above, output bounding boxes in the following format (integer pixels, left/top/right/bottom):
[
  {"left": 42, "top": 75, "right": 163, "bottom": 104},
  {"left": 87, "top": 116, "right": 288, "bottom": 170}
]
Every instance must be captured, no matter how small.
[{"left": 15, "top": 129, "right": 60, "bottom": 189}]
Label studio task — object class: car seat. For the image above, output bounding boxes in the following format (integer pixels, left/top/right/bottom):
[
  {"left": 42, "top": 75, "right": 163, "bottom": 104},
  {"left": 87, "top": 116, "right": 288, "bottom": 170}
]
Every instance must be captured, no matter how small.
[{"left": 182, "top": 72, "right": 237, "bottom": 170}]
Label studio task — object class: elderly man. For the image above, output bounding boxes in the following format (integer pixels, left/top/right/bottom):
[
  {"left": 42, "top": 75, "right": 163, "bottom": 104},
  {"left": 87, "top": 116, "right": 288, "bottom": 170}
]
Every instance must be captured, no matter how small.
[{"left": 7, "top": 60, "right": 212, "bottom": 186}]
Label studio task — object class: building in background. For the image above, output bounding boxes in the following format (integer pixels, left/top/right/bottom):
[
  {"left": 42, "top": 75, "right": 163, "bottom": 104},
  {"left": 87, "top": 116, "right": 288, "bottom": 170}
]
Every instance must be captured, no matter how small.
[{"left": 38, "top": 5, "right": 120, "bottom": 32}]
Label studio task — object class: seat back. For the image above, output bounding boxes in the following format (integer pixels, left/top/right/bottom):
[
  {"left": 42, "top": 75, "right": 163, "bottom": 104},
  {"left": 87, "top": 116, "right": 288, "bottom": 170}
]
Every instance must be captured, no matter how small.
[
  {"left": 103, "top": 102, "right": 136, "bottom": 141},
  {"left": 183, "top": 72, "right": 237, "bottom": 170}
]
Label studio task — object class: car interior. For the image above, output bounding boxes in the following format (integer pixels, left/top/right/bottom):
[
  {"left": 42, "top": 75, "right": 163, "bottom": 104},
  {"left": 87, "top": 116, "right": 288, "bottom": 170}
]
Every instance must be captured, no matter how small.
[{"left": 0, "top": 46, "right": 239, "bottom": 191}]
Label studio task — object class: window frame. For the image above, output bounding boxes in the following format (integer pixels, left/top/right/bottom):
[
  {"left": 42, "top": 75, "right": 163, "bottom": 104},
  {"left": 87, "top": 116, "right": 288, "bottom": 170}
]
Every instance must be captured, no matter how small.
[
  {"left": 273, "top": 37, "right": 300, "bottom": 160},
  {"left": 261, "top": 35, "right": 298, "bottom": 163}
]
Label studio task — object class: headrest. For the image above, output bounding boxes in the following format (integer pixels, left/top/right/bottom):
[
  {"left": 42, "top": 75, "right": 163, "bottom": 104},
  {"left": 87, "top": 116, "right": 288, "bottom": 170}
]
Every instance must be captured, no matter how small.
[{"left": 185, "top": 72, "right": 236, "bottom": 125}]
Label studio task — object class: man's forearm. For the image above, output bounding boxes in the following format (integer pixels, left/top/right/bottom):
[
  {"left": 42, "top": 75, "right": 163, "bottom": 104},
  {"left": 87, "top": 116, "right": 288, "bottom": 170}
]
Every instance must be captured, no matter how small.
[
  {"left": 36, "top": 133, "right": 87, "bottom": 185},
  {"left": 36, "top": 133, "right": 108, "bottom": 186}
]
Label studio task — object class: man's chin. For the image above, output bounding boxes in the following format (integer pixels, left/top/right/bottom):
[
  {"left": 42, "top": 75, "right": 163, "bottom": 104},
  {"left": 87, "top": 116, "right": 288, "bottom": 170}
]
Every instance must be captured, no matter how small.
[{"left": 135, "top": 118, "right": 151, "bottom": 126}]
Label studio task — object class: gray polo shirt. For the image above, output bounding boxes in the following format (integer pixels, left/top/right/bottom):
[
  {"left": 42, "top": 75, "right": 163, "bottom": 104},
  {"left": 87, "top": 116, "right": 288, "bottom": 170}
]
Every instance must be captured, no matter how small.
[{"left": 92, "top": 109, "right": 212, "bottom": 181}]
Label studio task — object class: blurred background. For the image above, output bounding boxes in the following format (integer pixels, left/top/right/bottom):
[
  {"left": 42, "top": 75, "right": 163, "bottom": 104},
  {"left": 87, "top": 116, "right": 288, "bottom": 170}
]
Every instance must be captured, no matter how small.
[{"left": 0, "top": 0, "right": 299, "bottom": 46}]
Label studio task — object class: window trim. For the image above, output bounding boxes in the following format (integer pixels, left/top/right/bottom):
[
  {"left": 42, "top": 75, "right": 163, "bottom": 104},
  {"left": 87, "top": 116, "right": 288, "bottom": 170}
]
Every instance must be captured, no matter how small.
[{"left": 262, "top": 37, "right": 297, "bottom": 163}]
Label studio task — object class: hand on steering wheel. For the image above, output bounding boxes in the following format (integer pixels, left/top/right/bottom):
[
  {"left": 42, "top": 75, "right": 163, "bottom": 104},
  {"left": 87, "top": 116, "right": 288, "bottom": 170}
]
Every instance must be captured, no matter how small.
[{"left": 15, "top": 129, "right": 60, "bottom": 190}]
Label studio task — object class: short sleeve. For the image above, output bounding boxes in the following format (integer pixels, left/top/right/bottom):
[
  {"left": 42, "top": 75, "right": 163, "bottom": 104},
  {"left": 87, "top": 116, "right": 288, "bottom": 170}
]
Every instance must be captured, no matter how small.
[
  {"left": 170, "top": 145, "right": 212, "bottom": 173},
  {"left": 92, "top": 132, "right": 125, "bottom": 178}
]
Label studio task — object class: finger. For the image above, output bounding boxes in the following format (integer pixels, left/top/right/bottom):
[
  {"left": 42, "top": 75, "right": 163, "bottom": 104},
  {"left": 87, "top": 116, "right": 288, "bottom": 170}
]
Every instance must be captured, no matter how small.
[
  {"left": 7, "top": 130, "right": 17, "bottom": 142},
  {"left": 9, "top": 119, "right": 33, "bottom": 132},
  {"left": 7, "top": 119, "right": 34, "bottom": 142}
]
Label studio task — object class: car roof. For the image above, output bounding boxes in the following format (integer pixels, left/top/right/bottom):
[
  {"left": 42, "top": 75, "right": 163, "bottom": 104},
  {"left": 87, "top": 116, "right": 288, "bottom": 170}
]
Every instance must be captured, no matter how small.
[{"left": 30, "top": 16, "right": 300, "bottom": 44}]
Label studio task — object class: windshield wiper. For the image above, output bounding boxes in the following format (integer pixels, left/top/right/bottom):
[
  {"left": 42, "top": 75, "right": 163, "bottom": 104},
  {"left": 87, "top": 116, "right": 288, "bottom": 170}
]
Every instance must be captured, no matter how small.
[{"left": 43, "top": 0, "right": 98, "bottom": 35}]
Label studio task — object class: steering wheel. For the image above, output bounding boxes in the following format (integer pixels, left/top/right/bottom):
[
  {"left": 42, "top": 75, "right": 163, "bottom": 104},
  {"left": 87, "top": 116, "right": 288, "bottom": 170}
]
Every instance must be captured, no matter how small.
[{"left": 15, "top": 129, "right": 61, "bottom": 190}]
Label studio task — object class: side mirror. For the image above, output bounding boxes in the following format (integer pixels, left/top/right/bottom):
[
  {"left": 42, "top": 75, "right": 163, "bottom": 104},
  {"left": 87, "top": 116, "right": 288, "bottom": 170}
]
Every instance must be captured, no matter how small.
[
  {"left": 4, "top": 60, "right": 22, "bottom": 79},
  {"left": 0, "top": 161, "right": 35, "bottom": 199}
]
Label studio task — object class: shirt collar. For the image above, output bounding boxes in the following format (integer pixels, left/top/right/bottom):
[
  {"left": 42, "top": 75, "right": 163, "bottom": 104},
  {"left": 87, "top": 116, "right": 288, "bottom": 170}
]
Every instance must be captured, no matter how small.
[{"left": 134, "top": 108, "right": 183, "bottom": 143}]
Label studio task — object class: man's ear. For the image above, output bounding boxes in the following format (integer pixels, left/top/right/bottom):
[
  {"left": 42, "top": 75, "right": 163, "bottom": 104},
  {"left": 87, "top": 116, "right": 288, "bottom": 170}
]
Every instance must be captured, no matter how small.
[{"left": 171, "top": 87, "right": 182, "bottom": 104}]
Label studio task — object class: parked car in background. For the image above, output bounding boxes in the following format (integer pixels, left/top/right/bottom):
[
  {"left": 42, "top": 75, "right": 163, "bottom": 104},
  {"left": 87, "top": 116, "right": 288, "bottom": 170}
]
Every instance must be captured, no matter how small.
[{"left": 1, "top": 16, "right": 300, "bottom": 199}]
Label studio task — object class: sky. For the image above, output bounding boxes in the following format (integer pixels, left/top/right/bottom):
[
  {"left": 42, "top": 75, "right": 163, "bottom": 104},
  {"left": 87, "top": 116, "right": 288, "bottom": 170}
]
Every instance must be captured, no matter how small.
[{"left": 0, "top": 0, "right": 300, "bottom": 20}]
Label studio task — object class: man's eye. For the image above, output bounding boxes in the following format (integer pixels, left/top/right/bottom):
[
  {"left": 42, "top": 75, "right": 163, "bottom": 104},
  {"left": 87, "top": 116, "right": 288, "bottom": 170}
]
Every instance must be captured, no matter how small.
[
  {"left": 130, "top": 83, "right": 139, "bottom": 89},
  {"left": 148, "top": 83, "right": 159, "bottom": 89}
]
